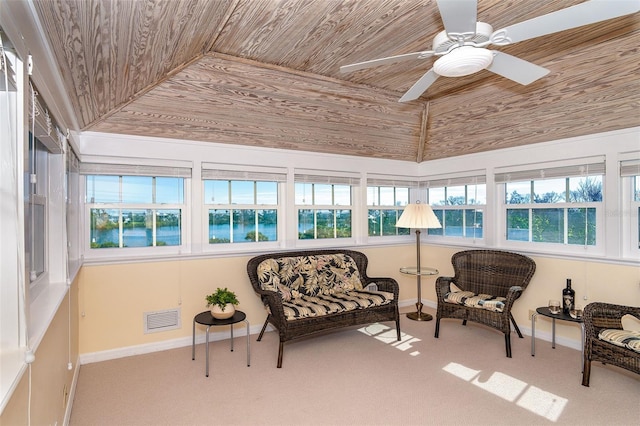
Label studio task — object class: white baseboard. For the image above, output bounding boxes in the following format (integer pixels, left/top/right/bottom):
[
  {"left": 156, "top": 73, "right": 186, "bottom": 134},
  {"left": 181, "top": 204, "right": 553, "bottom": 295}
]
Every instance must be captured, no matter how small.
[
  {"left": 79, "top": 301, "right": 582, "bottom": 365},
  {"left": 63, "top": 355, "right": 80, "bottom": 426},
  {"left": 79, "top": 323, "right": 267, "bottom": 365}
]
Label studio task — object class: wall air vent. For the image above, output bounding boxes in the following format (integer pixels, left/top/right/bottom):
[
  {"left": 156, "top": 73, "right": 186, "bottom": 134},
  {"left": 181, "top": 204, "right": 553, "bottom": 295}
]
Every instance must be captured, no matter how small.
[{"left": 144, "top": 308, "right": 181, "bottom": 334}]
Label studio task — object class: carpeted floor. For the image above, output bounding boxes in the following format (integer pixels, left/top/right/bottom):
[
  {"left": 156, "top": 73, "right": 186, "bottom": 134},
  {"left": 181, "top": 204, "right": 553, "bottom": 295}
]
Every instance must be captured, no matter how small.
[{"left": 69, "top": 308, "right": 640, "bottom": 425}]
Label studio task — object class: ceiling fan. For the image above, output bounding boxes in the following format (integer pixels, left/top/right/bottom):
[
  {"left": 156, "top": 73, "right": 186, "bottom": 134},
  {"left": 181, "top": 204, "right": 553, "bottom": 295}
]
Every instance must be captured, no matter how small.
[{"left": 340, "top": 0, "right": 640, "bottom": 102}]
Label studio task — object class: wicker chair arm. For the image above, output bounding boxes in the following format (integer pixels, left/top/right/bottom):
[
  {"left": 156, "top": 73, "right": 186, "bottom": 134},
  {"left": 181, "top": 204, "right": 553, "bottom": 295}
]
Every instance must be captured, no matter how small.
[
  {"left": 256, "top": 289, "right": 285, "bottom": 317},
  {"left": 367, "top": 277, "right": 400, "bottom": 299},
  {"left": 435, "top": 276, "right": 454, "bottom": 301},
  {"left": 500, "top": 285, "right": 524, "bottom": 311},
  {"left": 583, "top": 302, "right": 640, "bottom": 337}
]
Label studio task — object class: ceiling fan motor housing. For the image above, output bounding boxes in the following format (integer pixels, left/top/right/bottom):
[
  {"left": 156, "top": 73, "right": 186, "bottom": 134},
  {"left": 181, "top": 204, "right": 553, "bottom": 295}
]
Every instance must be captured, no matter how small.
[
  {"left": 432, "top": 22, "right": 494, "bottom": 53},
  {"left": 432, "top": 22, "right": 494, "bottom": 77}
]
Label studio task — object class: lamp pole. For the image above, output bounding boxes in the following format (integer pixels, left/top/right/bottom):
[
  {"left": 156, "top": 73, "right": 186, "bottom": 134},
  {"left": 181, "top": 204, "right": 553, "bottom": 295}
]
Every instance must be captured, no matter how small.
[{"left": 406, "top": 229, "right": 432, "bottom": 321}]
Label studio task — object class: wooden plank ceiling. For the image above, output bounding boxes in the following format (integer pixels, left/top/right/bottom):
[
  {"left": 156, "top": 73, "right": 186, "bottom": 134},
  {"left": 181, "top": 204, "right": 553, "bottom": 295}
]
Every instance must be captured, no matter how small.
[{"left": 33, "top": 0, "right": 640, "bottom": 162}]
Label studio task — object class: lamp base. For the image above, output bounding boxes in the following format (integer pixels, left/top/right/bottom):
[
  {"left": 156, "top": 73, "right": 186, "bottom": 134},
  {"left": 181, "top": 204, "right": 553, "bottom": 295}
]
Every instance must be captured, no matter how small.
[
  {"left": 406, "top": 302, "right": 433, "bottom": 321},
  {"left": 406, "top": 311, "right": 433, "bottom": 321}
]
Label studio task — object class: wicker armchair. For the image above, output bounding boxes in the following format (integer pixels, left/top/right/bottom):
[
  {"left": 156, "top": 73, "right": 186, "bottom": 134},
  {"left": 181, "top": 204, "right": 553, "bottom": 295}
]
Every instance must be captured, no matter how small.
[
  {"left": 582, "top": 302, "right": 640, "bottom": 386},
  {"left": 435, "top": 249, "right": 536, "bottom": 357}
]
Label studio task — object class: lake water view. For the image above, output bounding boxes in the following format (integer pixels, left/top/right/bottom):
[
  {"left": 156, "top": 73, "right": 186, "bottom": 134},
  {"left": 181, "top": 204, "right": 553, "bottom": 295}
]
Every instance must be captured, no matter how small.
[{"left": 92, "top": 224, "right": 281, "bottom": 247}]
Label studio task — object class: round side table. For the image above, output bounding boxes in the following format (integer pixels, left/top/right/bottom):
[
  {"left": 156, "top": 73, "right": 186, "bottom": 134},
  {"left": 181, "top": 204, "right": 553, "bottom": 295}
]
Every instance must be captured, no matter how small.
[
  {"left": 400, "top": 266, "right": 439, "bottom": 321},
  {"left": 192, "top": 310, "right": 250, "bottom": 377}
]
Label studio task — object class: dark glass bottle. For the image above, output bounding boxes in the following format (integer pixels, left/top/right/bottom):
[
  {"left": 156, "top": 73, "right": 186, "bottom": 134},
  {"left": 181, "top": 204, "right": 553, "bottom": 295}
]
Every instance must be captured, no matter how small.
[{"left": 562, "top": 279, "right": 575, "bottom": 315}]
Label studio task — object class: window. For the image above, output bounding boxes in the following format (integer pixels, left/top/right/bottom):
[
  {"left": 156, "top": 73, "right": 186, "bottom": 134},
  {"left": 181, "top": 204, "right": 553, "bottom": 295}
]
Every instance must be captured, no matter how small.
[
  {"left": 66, "top": 148, "right": 81, "bottom": 275},
  {"left": 497, "top": 161, "right": 604, "bottom": 248},
  {"left": 82, "top": 163, "right": 190, "bottom": 251},
  {"left": 204, "top": 180, "right": 279, "bottom": 244},
  {"left": 26, "top": 80, "right": 67, "bottom": 291},
  {"left": 621, "top": 159, "right": 640, "bottom": 258},
  {"left": 295, "top": 172, "right": 358, "bottom": 240},
  {"left": 1, "top": 29, "right": 28, "bottom": 404},
  {"left": 634, "top": 175, "right": 640, "bottom": 249},
  {"left": 202, "top": 165, "right": 285, "bottom": 246},
  {"left": 25, "top": 134, "right": 48, "bottom": 282},
  {"left": 425, "top": 176, "right": 486, "bottom": 239},
  {"left": 366, "top": 177, "right": 414, "bottom": 237}
]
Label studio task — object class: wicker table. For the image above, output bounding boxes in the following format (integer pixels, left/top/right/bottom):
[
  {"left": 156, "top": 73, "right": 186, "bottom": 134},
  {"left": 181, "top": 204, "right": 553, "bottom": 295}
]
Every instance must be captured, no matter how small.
[
  {"left": 192, "top": 310, "right": 250, "bottom": 377},
  {"left": 531, "top": 306, "right": 585, "bottom": 371}
]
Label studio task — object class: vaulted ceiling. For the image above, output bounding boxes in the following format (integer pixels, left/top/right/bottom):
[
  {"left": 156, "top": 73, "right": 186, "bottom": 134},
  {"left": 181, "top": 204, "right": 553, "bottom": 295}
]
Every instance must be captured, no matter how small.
[{"left": 31, "top": 0, "right": 640, "bottom": 162}]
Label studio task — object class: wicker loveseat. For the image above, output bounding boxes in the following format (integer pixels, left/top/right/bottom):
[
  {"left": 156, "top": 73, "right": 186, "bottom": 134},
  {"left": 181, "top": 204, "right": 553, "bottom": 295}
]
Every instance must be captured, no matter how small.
[
  {"left": 435, "top": 249, "right": 536, "bottom": 357},
  {"left": 582, "top": 302, "right": 640, "bottom": 386},
  {"left": 247, "top": 249, "right": 401, "bottom": 367}
]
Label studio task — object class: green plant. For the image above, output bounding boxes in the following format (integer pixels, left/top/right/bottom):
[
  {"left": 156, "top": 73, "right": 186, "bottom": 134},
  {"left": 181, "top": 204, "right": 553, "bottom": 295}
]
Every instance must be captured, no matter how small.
[{"left": 205, "top": 287, "right": 239, "bottom": 311}]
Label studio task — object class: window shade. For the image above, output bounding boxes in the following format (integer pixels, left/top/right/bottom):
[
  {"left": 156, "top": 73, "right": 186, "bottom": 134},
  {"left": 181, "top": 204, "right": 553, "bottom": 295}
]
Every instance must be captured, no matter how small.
[
  {"left": 620, "top": 159, "right": 640, "bottom": 177},
  {"left": 366, "top": 174, "right": 419, "bottom": 188},
  {"left": 295, "top": 169, "right": 360, "bottom": 185},
  {"left": 201, "top": 163, "right": 286, "bottom": 182},
  {"left": 295, "top": 174, "right": 360, "bottom": 185},
  {"left": 80, "top": 162, "right": 192, "bottom": 178},
  {"left": 422, "top": 174, "right": 486, "bottom": 188},
  {"left": 30, "top": 83, "right": 64, "bottom": 154},
  {"left": 495, "top": 162, "right": 605, "bottom": 183}
]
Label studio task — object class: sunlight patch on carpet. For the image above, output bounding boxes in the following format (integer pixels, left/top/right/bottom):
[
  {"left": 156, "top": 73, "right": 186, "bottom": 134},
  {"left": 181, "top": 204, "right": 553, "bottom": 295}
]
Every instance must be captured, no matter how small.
[
  {"left": 443, "top": 362, "right": 567, "bottom": 422},
  {"left": 357, "top": 323, "right": 421, "bottom": 355}
]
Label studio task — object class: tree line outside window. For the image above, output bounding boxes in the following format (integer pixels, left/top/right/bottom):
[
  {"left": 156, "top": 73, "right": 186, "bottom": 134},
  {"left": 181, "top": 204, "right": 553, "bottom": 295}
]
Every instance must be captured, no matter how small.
[{"left": 505, "top": 176, "right": 602, "bottom": 245}]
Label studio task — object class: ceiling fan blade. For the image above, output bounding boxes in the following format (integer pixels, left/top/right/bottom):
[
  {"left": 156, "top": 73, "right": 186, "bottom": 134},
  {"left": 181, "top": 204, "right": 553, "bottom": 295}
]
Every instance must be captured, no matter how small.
[
  {"left": 399, "top": 69, "right": 439, "bottom": 102},
  {"left": 494, "top": 0, "right": 640, "bottom": 45},
  {"left": 486, "top": 51, "right": 549, "bottom": 85},
  {"left": 340, "top": 51, "right": 434, "bottom": 73},
  {"left": 436, "top": 0, "right": 478, "bottom": 36}
]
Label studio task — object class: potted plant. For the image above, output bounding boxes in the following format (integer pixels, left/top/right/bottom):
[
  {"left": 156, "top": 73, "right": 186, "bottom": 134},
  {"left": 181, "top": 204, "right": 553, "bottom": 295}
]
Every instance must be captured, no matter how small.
[{"left": 206, "top": 287, "right": 239, "bottom": 319}]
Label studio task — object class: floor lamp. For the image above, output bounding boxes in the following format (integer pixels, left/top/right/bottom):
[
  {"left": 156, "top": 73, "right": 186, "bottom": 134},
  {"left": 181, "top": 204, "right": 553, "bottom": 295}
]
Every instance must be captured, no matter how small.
[{"left": 396, "top": 201, "right": 442, "bottom": 321}]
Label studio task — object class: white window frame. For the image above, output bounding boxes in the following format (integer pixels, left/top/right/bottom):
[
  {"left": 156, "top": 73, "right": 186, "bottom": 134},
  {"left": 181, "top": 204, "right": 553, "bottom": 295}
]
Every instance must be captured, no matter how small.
[
  {"left": 496, "top": 159, "right": 606, "bottom": 257},
  {"left": 1, "top": 34, "right": 27, "bottom": 412},
  {"left": 294, "top": 169, "right": 359, "bottom": 247},
  {"left": 66, "top": 146, "right": 81, "bottom": 278},
  {"left": 621, "top": 159, "right": 640, "bottom": 260},
  {"left": 27, "top": 80, "right": 69, "bottom": 319},
  {"left": 201, "top": 164, "right": 286, "bottom": 253},
  {"left": 424, "top": 173, "right": 487, "bottom": 245},
  {"left": 80, "top": 160, "right": 192, "bottom": 260},
  {"left": 366, "top": 175, "right": 417, "bottom": 240}
]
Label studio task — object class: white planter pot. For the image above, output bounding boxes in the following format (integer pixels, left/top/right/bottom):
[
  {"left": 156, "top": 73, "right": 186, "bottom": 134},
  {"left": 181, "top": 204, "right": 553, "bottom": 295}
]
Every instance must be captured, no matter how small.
[{"left": 211, "top": 303, "right": 235, "bottom": 319}]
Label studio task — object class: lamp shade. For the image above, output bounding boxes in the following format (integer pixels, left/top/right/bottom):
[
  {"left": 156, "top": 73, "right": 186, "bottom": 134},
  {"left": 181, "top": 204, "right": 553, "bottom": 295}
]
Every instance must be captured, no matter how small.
[{"left": 395, "top": 202, "right": 442, "bottom": 229}]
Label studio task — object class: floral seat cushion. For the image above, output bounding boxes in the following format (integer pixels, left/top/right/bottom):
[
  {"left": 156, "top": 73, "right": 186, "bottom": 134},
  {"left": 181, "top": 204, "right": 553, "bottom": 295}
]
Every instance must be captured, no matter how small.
[
  {"left": 444, "top": 290, "right": 506, "bottom": 313},
  {"left": 599, "top": 329, "right": 640, "bottom": 353},
  {"left": 257, "top": 254, "right": 364, "bottom": 301},
  {"left": 281, "top": 290, "right": 395, "bottom": 321}
]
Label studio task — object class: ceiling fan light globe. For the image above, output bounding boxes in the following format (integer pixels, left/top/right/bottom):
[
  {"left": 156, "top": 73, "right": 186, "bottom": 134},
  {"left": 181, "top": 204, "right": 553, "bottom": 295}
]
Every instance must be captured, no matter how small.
[{"left": 433, "top": 46, "right": 493, "bottom": 77}]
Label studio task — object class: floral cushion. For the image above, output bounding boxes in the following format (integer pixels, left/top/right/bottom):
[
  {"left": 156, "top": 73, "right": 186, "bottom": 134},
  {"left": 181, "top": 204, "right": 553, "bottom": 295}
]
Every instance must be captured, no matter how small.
[
  {"left": 444, "top": 290, "right": 506, "bottom": 313},
  {"left": 598, "top": 329, "right": 640, "bottom": 353},
  {"left": 257, "top": 254, "right": 364, "bottom": 302}
]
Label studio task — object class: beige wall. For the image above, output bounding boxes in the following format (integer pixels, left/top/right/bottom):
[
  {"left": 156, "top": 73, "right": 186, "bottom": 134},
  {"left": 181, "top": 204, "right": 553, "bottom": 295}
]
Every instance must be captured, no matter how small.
[
  {"left": 0, "top": 279, "right": 79, "bottom": 426},
  {"left": 77, "top": 245, "right": 640, "bottom": 356}
]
